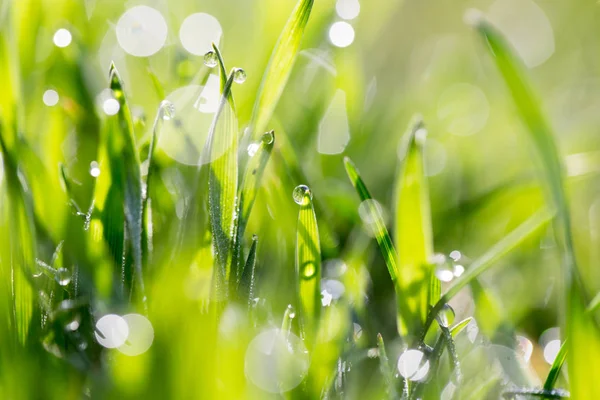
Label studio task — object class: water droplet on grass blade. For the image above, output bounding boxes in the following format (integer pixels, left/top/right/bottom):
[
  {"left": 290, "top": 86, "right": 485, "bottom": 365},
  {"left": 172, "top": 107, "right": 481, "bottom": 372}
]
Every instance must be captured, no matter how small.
[
  {"left": 397, "top": 349, "right": 430, "bottom": 381},
  {"left": 293, "top": 185, "right": 312, "bottom": 205},
  {"left": 301, "top": 261, "right": 317, "bottom": 279},
  {"left": 56, "top": 268, "right": 71, "bottom": 286},
  {"left": 233, "top": 68, "right": 247, "bottom": 84},
  {"left": 160, "top": 100, "right": 175, "bottom": 120},
  {"left": 203, "top": 50, "right": 218, "bottom": 68},
  {"left": 262, "top": 130, "right": 274, "bottom": 145},
  {"left": 438, "top": 304, "right": 455, "bottom": 328}
]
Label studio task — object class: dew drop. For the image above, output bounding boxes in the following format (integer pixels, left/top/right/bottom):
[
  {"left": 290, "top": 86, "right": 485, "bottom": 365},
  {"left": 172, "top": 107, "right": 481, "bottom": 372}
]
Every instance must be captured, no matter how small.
[
  {"left": 397, "top": 349, "right": 430, "bottom": 381},
  {"left": 65, "top": 317, "right": 81, "bottom": 332},
  {"left": 56, "top": 268, "right": 71, "bottom": 286},
  {"left": 453, "top": 264, "right": 465, "bottom": 277},
  {"left": 261, "top": 130, "right": 274, "bottom": 145},
  {"left": 438, "top": 304, "right": 455, "bottom": 328},
  {"left": 203, "top": 50, "right": 218, "bottom": 68},
  {"left": 293, "top": 184, "right": 312, "bottom": 205},
  {"left": 89, "top": 161, "right": 101, "bottom": 178},
  {"left": 233, "top": 68, "right": 247, "bottom": 84},
  {"left": 247, "top": 143, "right": 259, "bottom": 157},
  {"left": 160, "top": 100, "right": 175, "bottom": 120},
  {"left": 301, "top": 262, "right": 316, "bottom": 279},
  {"left": 287, "top": 305, "right": 296, "bottom": 319}
]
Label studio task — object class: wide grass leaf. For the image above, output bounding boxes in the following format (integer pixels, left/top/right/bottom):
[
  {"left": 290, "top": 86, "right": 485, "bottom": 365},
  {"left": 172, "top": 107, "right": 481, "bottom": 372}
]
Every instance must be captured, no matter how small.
[
  {"left": 394, "top": 117, "right": 435, "bottom": 334},
  {"left": 250, "top": 0, "right": 314, "bottom": 139},
  {"left": 471, "top": 13, "right": 599, "bottom": 399}
]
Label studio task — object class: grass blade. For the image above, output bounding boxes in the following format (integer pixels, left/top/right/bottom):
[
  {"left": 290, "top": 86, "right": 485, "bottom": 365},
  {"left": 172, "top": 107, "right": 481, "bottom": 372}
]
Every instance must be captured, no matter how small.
[
  {"left": 421, "top": 208, "right": 553, "bottom": 340},
  {"left": 294, "top": 185, "right": 321, "bottom": 343},
  {"left": 344, "top": 156, "right": 410, "bottom": 336},
  {"left": 470, "top": 13, "right": 599, "bottom": 399},
  {"left": 249, "top": 0, "right": 314, "bottom": 139},
  {"left": 237, "top": 234, "right": 258, "bottom": 308},
  {"left": 207, "top": 72, "right": 238, "bottom": 299},
  {"left": 394, "top": 117, "right": 436, "bottom": 334},
  {"left": 450, "top": 317, "right": 473, "bottom": 338},
  {"left": 0, "top": 127, "right": 35, "bottom": 345},
  {"left": 377, "top": 333, "right": 399, "bottom": 400},
  {"left": 231, "top": 131, "right": 275, "bottom": 281},
  {"left": 543, "top": 339, "right": 568, "bottom": 391}
]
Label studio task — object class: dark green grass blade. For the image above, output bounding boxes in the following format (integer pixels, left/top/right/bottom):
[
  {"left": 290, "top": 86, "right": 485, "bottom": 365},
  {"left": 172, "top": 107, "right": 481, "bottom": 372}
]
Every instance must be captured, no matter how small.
[
  {"left": 394, "top": 117, "right": 436, "bottom": 334},
  {"left": 237, "top": 234, "right": 258, "bottom": 308},
  {"left": 470, "top": 13, "right": 599, "bottom": 399},
  {"left": 249, "top": 0, "right": 314, "bottom": 139},
  {"left": 106, "top": 64, "right": 145, "bottom": 309},
  {"left": 543, "top": 339, "right": 568, "bottom": 391},
  {"left": 420, "top": 208, "right": 553, "bottom": 340},
  {"left": 295, "top": 188, "right": 321, "bottom": 343},
  {"left": 344, "top": 156, "right": 411, "bottom": 336},
  {"left": 231, "top": 131, "right": 274, "bottom": 281},
  {"left": 0, "top": 127, "right": 35, "bottom": 345},
  {"left": 207, "top": 72, "right": 238, "bottom": 299},
  {"left": 377, "top": 333, "right": 398, "bottom": 400}
]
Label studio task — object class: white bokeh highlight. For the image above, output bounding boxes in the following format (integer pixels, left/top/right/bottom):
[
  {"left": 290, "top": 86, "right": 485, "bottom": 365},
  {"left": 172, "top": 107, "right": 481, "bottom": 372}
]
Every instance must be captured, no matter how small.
[
  {"left": 329, "top": 22, "right": 355, "bottom": 48},
  {"left": 117, "top": 313, "right": 154, "bottom": 356},
  {"left": 95, "top": 314, "right": 129, "bottom": 349},
  {"left": 336, "top": 0, "right": 360, "bottom": 20},
  {"left": 397, "top": 349, "right": 430, "bottom": 381},
  {"left": 318, "top": 89, "right": 350, "bottom": 155},
  {"left": 179, "top": 13, "right": 223, "bottom": 56},
  {"left": 53, "top": 29, "right": 72, "bottom": 48},
  {"left": 116, "top": 6, "right": 168, "bottom": 57},
  {"left": 437, "top": 83, "right": 489, "bottom": 136},
  {"left": 43, "top": 90, "right": 59, "bottom": 107}
]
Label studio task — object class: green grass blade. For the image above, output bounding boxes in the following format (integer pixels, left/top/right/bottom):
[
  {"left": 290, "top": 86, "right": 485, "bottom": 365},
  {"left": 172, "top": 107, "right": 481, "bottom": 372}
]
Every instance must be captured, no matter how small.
[
  {"left": 421, "top": 208, "right": 553, "bottom": 340},
  {"left": 470, "top": 13, "right": 598, "bottom": 399},
  {"left": 0, "top": 126, "right": 35, "bottom": 345},
  {"left": 231, "top": 131, "right": 274, "bottom": 281},
  {"left": 207, "top": 72, "right": 238, "bottom": 299},
  {"left": 344, "top": 156, "right": 411, "bottom": 336},
  {"left": 377, "top": 333, "right": 398, "bottom": 399},
  {"left": 249, "top": 0, "right": 314, "bottom": 139},
  {"left": 394, "top": 117, "right": 435, "bottom": 334},
  {"left": 106, "top": 64, "right": 146, "bottom": 309},
  {"left": 294, "top": 186, "right": 320, "bottom": 343},
  {"left": 450, "top": 317, "right": 473, "bottom": 338},
  {"left": 237, "top": 234, "right": 258, "bottom": 308},
  {"left": 543, "top": 339, "right": 568, "bottom": 391}
]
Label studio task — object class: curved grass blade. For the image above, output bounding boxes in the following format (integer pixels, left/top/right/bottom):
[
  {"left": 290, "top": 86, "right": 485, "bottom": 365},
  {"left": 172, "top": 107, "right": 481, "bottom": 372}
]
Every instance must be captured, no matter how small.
[
  {"left": 206, "top": 71, "right": 238, "bottom": 300},
  {"left": 543, "top": 339, "right": 568, "bottom": 392},
  {"left": 377, "top": 333, "right": 399, "bottom": 400},
  {"left": 394, "top": 117, "right": 435, "bottom": 334},
  {"left": 0, "top": 126, "right": 35, "bottom": 345},
  {"left": 420, "top": 208, "right": 553, "bottom": 341},
  {"left": 344, "top": 156, "right": 411, "bottom": 336},
  {"left": 295, "top": 187, "right": 320, "bottom": 343},
  {"left": 249, "top": 0, "right": 314, "bottom": 139},
  {"left": 450, "top": 317, "right": 473, "bottom": 338},
  {"left": 103, "top": 64, "right": 145, "bottom": 309},
  {"left": 470, "top": 13, "right": 598, "bottom": 399},
  {"left": 237, "top": 234, "right": 258, "bottom": 308},
  {"left": 231, "top": 131, "right": 275, "bottom": 282}
]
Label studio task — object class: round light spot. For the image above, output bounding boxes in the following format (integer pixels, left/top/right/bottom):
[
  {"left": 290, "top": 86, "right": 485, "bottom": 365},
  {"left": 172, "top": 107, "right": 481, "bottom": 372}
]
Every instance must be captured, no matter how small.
[
  {"left": 424, "top": 138, "right": 447, "bottom": 177},
  {"left": 335, "top": 0, "right": 360, "bottom": 20},
  {"left": 329, "top": 21, "right": 355, "bottom": 48},
  {"left": 103, "top": 98, "right": 120, "bottom": 116},
  {"left": 516, "top": 335, "right": 533, "bottom": 362},
  {"left": 437, "top": 83, "right": 489, "bottom": 136},
  {"left": 117, "top": 314, "right": 154, "bottom": 356},
  {"left": 488, "top": 0, "right": 554, "bottom": 68},
  {"left": 245, "top": 328, "right": 309, "bottom": 393},
  {"left": 53, "top": 29, "right": 72, "bottom": 48},
  {"left": 543, "top": 339, "right": 561, "bottom": 364},
  {"left": 116, "top": 6, "right": 168, "bottom": 57},
  {"left": 95, "top": 314, "right": 129, "bottom": 348},
  {"left": 43, "top": 90, "right": 59, "bottom": 107},
  {"left": 318, "top": 89, "right": 350, "bottom": 155},
  {"left": 89, "top": 161, "right": 101, "bottom": 177},
  {"left": 397, "top": 349, "right": 430, "bottom": 381},
  {"left": 179, "top": 13, "right": 223, "bottom": 56},
  {"left": 321, "top": 279, "right": 345, "bottom": 300}
]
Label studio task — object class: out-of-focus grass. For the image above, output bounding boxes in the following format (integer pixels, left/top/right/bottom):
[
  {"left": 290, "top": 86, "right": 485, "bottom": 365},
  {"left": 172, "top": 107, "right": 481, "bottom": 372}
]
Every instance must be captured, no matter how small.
[{"left": 1, "top": 0, "right": 600, "bottom": 398}]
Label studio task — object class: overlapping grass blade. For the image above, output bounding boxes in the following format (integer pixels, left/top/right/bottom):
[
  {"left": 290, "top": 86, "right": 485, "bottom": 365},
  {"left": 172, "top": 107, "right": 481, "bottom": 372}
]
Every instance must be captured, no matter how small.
[
  {"left": 450, "top": 317, "right": 473, "bottom": 338},
  {"left": 249, "top": 0, "right": 314, "bottom": 139},
  {"left": 206, "top": 71, "right": 238, "bottom": 299},
  {"left": 543, "top": 339, "right": 568, "bottom": 392},
  {"left": 421, "top": 208, "right": 553, "bottom": 340},
  {"left": 237, "top": 234, "right": 258, "bottom": 307},
  {"left": 295, "top": 187, "right": 321, "bottom": 342},
  {"left": 376, "top": 333, "right": 398, "bottom": 399},
  {"left": 394, "top": 117, "right": 436, "bottom": 334},
  {"left": 0, "top": 126, "right": 35, "bottom": 345},
  {"left": 470, "top": 13, "right": 599, "bottom": 399},
  {"left": 344, "top": 156, "right": 411, "bottom": 336}
]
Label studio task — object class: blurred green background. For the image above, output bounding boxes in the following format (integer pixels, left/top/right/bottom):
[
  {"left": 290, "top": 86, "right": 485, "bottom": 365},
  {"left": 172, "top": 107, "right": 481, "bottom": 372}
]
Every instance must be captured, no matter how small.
[{"left": 1, "top": 0, "right": 600, "bottom": 398}]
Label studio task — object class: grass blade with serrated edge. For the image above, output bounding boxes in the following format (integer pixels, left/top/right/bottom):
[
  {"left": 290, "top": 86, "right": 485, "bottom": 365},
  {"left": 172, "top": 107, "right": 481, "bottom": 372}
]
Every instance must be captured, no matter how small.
[
  {"left": 420, "top": 208, "right": 553, "bottom": 341},
  {"left": 295, "top": 188, "right": 320, "bottom": 343},
  {"left": 237, "top": 235, "right": 258, "bottom": 308},
  {"left": 377, "top": 333, "right": 399, "bottom": 400},
  {"left": 0, "top": 126, "right": 34, "bottom": 345},
  {"left": 106, "top": 64, "right": 146, "bottom": 310},
  {"left": 206, "top": 71, "right": 238, "bottom": 300},
  {"left": 231, "top": 131, "right": 274, "bottom": 282},
  {"left": 543, "top": 339, "right": 568, "bottom": 392},
  {"left": 344, "top": 156, "right": 411, "bottom": 336},
  {"left": 469, "top": 13, "right": 598, "bottom": 399},
  {"left": 249, "top": 0, "right": 314, "bottom": 140},
  {"left": 394, "top": 117, "right": 436, "bottom": 335}
]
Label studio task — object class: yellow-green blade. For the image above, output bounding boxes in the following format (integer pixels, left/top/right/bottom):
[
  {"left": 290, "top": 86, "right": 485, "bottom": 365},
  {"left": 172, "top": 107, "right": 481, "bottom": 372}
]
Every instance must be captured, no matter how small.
[
  {"left": 295, "top": 187, "right": 321, "bottom": 343},
  {"left": 394, "top": 117, "right": 435, "bottom": 334},
  {"left": 471, "top": 14, "right": 599, "bottom": 399},
  {"left": 249, "top": 0, "right": 314, "bottom": 139},
  {"left": 237, "top": 234, "right": 258, "bottom": 308}
]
